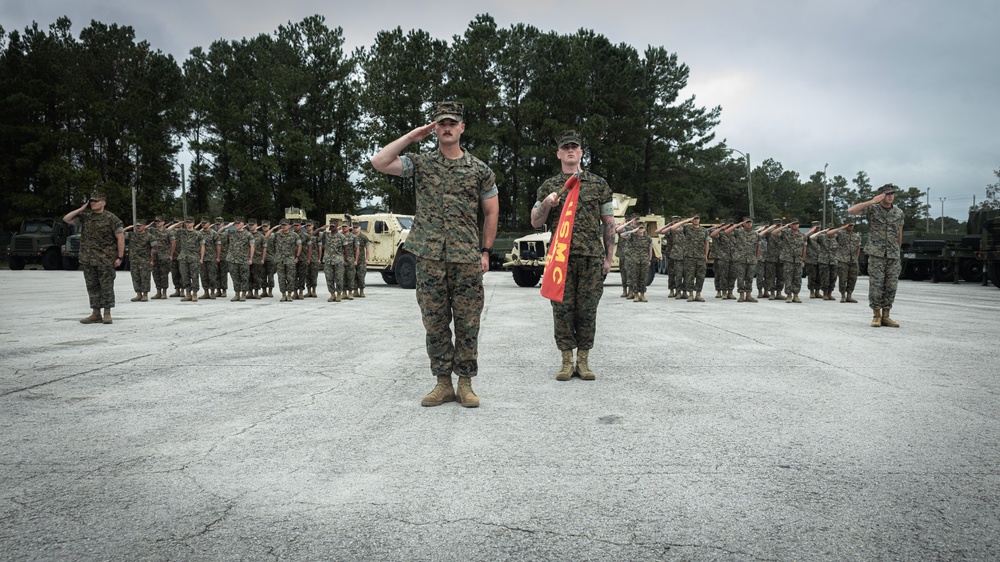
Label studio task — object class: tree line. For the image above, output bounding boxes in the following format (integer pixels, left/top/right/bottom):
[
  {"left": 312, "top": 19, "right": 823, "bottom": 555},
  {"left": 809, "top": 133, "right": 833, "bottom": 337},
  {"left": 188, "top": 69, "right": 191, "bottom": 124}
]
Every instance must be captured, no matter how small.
[{"left": 3, "top": 13, "right": 981, "bottom": 235}]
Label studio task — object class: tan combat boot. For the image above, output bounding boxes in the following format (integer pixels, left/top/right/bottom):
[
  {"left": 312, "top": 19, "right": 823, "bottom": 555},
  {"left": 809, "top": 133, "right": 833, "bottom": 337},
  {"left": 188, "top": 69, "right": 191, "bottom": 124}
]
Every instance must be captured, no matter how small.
[
  {"left": 668, "top": 289, "right": 675, "bottom": 298},
  {"left": 358, "top": 289, "right": 365, "bottom": 298},
  {"left": 169, "top": 289, "right": 181, "bottom": 297},
  {"left": 345, "top": 291, "right": 354, "bottom": 301},
  {"left": 239, "top": 292, "right": 247, "bottom": 302},
  {"left": 881, "top": 308, "right": 900, "bottom": 328},
  {"left": 871, "top": 309, "right": 882, "bottom": 327},
  {"left": 621, "top": 288, "right": 628, "bottom": 298},
  {"left": 715, "top": 290, "right": 722, "bottom": 299},
  {"left": 694, "top": 292, "right": 705, "bottom": 302},
  {"left": 190, "top": 289, "right": 198, "bottom": 302},
  {"left": 180, "top": 290, "right": 192, "bottom": 302},
  {"left": 846, "top": 292, "right": 857, "bottom": 303},
  {"left": 335, "top": 292, "right": 343, "bottom": 302},
  {"left": 737, "top": 292, "right": 745, "bottom": 303},
  {"left": 80, "top": 308, "right": 101, "bottom": 324},
  {"left": 102, "top": 308, "right": 113, "bottom": 324},
  {"left": 786, "top": 293, "right": 793, "bottom": 303},
  {"left": 141, "top": 293, "right": 149, "bottom": 302},
  {"left": 327, "top": 294, "right": 336, "bottom": 302},
  {"left": 745, "top": 293, "right": 758, "bottom": 303},
  {"left": 200, "top": 290, "right": 210, "bottom": 300},
  {"left": 421, "top": 375, "right": 456, "bottom": 407},
  {"left": 726, "top": 290, "right": 736, "bottom": 300},
  {"left": 456, "top": 376, "right": 479, "bottom": 408},
  {"left": 231, "top": 292, "right": 240, "bottom": 302},
  {"left": 576, "top": 349, "right": 596, "bottom": 380},
  {"left": 633, "top": 293, "right": 640, "bottom": 302},
  {"left": 555, "top": 350, "right": 574, "bottom": 381},
  {"left": 150, "top": 290, "right": 161, "bottom": 300},
  {"left": 792, "top": 293, "right": 802, "bottom": 303},
  {"left": 809, "top": 290, "right": 817, "bottom": 299},
  {"left": 130, "top": 293, "right": 141, "bottom": 302},
  {"left": 686, "top": 293, "right": 695, "bottom": 302},
  {"left": 639, "top": 293, "right": 648, "bottom": 302},
  {"left": 840, "top": 292, "right": 847, "bottom": 303}
]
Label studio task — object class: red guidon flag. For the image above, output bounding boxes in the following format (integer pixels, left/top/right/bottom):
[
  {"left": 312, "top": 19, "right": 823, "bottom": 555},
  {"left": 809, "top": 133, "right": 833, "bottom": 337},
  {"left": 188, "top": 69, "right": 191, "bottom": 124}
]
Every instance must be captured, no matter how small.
[{"left": 540, "top": 172, "right": 581, "bottom": 302}]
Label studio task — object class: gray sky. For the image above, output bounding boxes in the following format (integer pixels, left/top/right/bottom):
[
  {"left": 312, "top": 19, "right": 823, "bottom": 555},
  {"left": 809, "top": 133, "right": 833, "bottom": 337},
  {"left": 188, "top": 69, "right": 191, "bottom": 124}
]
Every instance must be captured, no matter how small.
[{"left": 4, "top": 0, "right": 998, "bottom": 219}]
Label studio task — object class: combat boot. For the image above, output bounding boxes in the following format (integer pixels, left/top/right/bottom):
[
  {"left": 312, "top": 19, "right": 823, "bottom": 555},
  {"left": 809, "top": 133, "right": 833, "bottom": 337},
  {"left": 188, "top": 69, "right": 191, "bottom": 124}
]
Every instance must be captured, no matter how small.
[
  {"left": 726, "top": 290, "right": 736, "bottom": 300},
  {"left": 786, "top": 293, "right": 793, "bottom": 303},
  {"left": 555, "top": 350, "right": 574, "bottom": 381},
  {"left": 847, "top": 292, "right": 857, "bottom": 303},
  {"left": 745, "top": 293, "right": 758, "bottom": 303},
  {"left": 676, "top": 291, "right": 686, "bottom": 300},
  {"left": 871, "top": 309, "right": 882, "bottom": 327},
  {"left": 792, "top": 293, "right": 802, "bottom": 303},
  {"left": 881, "top": 308, "right": 900, "bottom": 328},
  {"left": 638, "top": 293, "right": 648, "bottom": 302},
  {"left": 715, "top": 290, "right": 722, "bottom": 298},
  {"left": 141, "top": 293, "right": 148, "bottom": 302},
  {"left": 180, "top": 290, "right": 192, "bottom": 302},
  {"left": 456, "top": 376, "right": 479, "bottom": 408},
  {"left": 621, "top": 288, "right": 629, "bottom": 298},
  {"left": 102, "top": 308, "right": 113, "bottom": 324},
  {"left": 633, "top": 293, "right": 640, "bottom": 302},
  {"left": 694, "top": 292, "right": 705, "bottom": 302},
  {"left": 840, "top": 292, "right": 847, "bottom": 303},
  {"left": 131, "top": 293, "right": 142, "bottom": 302},
  {"left": 576, "top": 349, "right": 596, "bottom": 380},
  {"left": 231, "top": 292, "right": 240, "bottom": 302},
  {"left": 239, "top": 292, "right": 247, "bottom": 302},
  {"left": 80, "top": 308, "right": 101, "bottom": 324},
  {"left": 294, "top": 290, "right": 302, "bottom": 300},
  {"left": 190, "top": 290, "right": 198, "bottom": 302},
  {"left": 345, "top": 291, "right": 354, "bottom": 300},
  {"left": 686, "top": 293, "right": 695, "bottom": 302},
  {"left": 358, "top": 289, "right": 365, "bottom": 298},
  {"left": 668, "top": 289, "right": 675, "bottom": 298},
  {"left": 169, "top": 289, "right": 181, "bottom": 298},
  {"left": 421, "top": 375, "right": 456, "bottom": 407},
  {"left": 327, "top": 294, "right": 336, "bottom": 302},
  {"left": 150, "top": 290, "right": 162, "bottom": 300},
  {"left": 737, "top": 292, "right": 745, "bottom": 303},
  {"left": 200, "top": 290, "right": 210, "bottom": 300},
  {"left": 335, "top": 292, "right": 343, "bottom": 302}
]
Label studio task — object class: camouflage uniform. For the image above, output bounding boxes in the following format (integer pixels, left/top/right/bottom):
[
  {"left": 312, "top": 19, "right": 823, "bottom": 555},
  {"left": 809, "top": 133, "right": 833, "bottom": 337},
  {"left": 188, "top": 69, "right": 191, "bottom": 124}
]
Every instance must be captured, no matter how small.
[
  {"left": 836, "top": 230, "right": 862, "bottom": 296},
  {"left": 775, "top": 227, "right": 806, "bottom": 296},
  {"left": 401, "top": 148, "right": 497, "bottom": 378},
  {"left": 616, "top": 231, "right": 631, "bottom": 294},
  {"left": 226, "top": 228, "right": 254, "bottom": 293},
  {"left": 681, "top": 224, "right": 709, "bottom": 295},
  {"left": 711, "top": 229, "right": 730, "bottom": 295},
  {"left": 342, "top": 228, "right": 357, "bottom": 294},
  {"left": 294, "top": 225, "right": 310, "bottom": 294},
  {"left": 129, "top": 228, "right": 155, "bottom": 294},
  {"left": 199, "top": 223, "right": 220, "bottom": 295},
  {"left": 666, "top": 227, "right": 686, "bottom": 295},
  {"left": 355, "top": 230, "right": 370, "bottom": 291},
  {"left": 216, "top": 221, "right": 230, "bottom": 293},
  {"left": 755, "top": 235, "right": 768, "bottom": 295},
  {"left": 537, "top": 171, "right": 612, "bottom": 351},
  {"left": 149, "top": 225, "right": 171, "bottom": 292},
  {"left": 626, "top": 231, "right": 651, "bottom": 297},
  {"left": 75, "top": 210, "right": 124, "bottom": 309},
  {"left": 816, "top": 233, "right": 840, "bottom": 295},
  {"left": 764, "top": 229, "right": 784, "bottom": 297},
  {"left": 271, "top": 229, "right": 301, "bottom": 296},
  {"left": 805, "top": 233, "right": 821, "bottom": 294},
  {"left": 262, "top": 224, "right": 277, "bottom": 292},
  {"left": 731, "top": 227, "right": 760, "bottom": 294},
  {"left": 250, "top": 226, "right": 266, "bottom": 293},
  {"left": 864, "top": 203, "right": 904, "bottom": 310},
  {"left": 171, "top": 227, "right": 204, "bottom": 292},
  {"left": 307, "top": 227, "right": 321, "bottom": 293},
  {"left": 321, "top": 229, "right": 347, "bottom": 297}
]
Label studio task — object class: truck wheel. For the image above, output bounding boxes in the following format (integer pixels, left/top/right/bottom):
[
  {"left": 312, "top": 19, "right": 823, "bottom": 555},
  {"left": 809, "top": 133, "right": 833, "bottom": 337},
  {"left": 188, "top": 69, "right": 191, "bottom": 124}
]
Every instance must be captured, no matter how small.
[
  {"left": 381, "top": 271, "right": 398, "bottom": 285},
  {"left": 395, "top": 253, "right": 416, "bottom": 289},
  {"left": 512, "top": 266, "right": 540, "bottom": 288},
  {"left": 62, "top": 256, "right": 80, "bottom": 270},
  {"left": 907, "top": 261, "right": 930, "bottom": 281},
  {"left": 42, "top": 248, "right": 63, "bottom": 270},
  {"left": 959, "top": 259, "right": 984, "bottom": 283},
  {"left": 9, "top": 256, "right": 26, "bottom": 270}
]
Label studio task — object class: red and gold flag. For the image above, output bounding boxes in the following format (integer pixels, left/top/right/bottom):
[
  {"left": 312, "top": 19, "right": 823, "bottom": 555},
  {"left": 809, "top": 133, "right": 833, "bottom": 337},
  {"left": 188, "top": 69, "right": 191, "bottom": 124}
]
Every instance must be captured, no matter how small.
[{"left": 540, "top": 172, "right": 581, "bottom": 302}]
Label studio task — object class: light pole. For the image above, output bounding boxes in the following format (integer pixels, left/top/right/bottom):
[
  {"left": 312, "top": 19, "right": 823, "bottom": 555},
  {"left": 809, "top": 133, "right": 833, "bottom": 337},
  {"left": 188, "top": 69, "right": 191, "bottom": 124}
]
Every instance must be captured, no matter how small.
[
  {"left": 939, "top": 197, "right": 946, "bottom": 234},
  {"left": 822, "top": 163, "right": 828, "bottom": 226},
  {"left": 726, "top": 148, "right": 753, "bottom": 219},
  {"left": 925, "top": 187, "right": 930, "bottom": 233}
]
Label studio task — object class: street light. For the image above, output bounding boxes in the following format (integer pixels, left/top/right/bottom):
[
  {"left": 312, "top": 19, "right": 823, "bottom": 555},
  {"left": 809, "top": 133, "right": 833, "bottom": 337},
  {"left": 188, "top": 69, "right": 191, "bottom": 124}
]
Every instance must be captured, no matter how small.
[
  {"left": 726, "top": 148, "right": 753, "bottom": 220},
  {"left": 822, "top": 163, "right": 828, "bottom": 226},
  {"left": 939, "top": 197, "right": 946, "bottom": 234}
]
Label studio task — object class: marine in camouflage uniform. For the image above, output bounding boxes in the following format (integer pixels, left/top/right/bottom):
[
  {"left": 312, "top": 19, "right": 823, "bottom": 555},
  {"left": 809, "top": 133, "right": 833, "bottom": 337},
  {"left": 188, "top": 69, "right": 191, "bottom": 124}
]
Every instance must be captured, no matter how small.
[
  {"left": 341, "top": 223, "right": 357, "bottom": 299},
  {"left": 168, "top": 217, "right": 184, "bottom": 297},
  {"left": 370, "top": 100, "right": 499, "bottom": 408},
  {"left": 805, "top": 221, "right": 822, "bottom": 298},
  {"left": 214, "top": 217, "right": 230, "bottom": 298},
  {"left": 307, "top": 222, "right": 321, "bottom": 297},
  {"left": 835, "top": 222, "right": 861, "bottom": 303},
  {"left": 226, "top": 217, "right": 255, "bottom": 301},
  {"left": 261, "top": 220, "right": 276, "bottom": 296},
  {"left": 171, "top": 218, "right": 205, "bottom": 301},
  {"left": 773, "top": 218, "right": 807, "bottom": 302},
  {"left": 291, "top": 221, "right": 311, "bottom": 299},
  {"left": 813, "top": 225, "right": 840, "bottom": 300},
  {"left": 663, "top": 217, "right": 687, "bottom": 298},
  {"left": 710, "top": 221, "right": 736, "bottom": 299},
  {"left": 248, "top": 219, "right": 266, "bottom": 298},
  {"left": 625, "top": 225, "right": 652, "bottom": 302},
  {"left": 679, "top": 216, "right": 709, "bottom": 301},
  {"left": 148, "top": 218, "right": 172, "bottom": 299},
  {"left": 354, "top": 225, "right": 370, "bottom": 297},
  {"left": 531, "top": 130, "right": 614, "bottom": 382},
  {"left": 849, "top": 183, "right": 904, "bottom": 327},
  {"left": 126, "top": 219, "right": 155, "bottom": 302},
  {"left": 728, "top": 218, "right": 764, "bottom": 302},
  {"left": 63, "top": 190, "right": 125, "bottom": 324},
  {"left": 320, "top": 219, "right": 347, "bottom": 301},
  {"left": 270, "top": 220, "right": 301, "bottom": 301},
  {"left": 615, "top": 217, "right": 636, "bottom": 298},
  {"left": 197, "top": 218, "right": 219, "bottom": 299}
]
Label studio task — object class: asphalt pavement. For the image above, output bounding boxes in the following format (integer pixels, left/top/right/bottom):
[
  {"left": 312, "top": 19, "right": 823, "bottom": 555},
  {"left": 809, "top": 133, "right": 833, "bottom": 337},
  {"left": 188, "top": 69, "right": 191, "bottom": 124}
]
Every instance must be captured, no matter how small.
[{"left": 1, "top": 269, "right": 999, "bottom": 561}]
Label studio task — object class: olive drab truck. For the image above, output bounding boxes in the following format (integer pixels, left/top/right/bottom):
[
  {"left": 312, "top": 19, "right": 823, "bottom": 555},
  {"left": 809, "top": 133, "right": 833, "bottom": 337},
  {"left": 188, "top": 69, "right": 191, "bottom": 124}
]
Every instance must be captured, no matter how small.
[
  {"left": 6, "top": 217, "right": 74, "bottom": 270},
  {"left": 503, "top": 193, "right": 665, "bottom": 287},
  {"left": 896, "top": 209, "right": 1000, "bottom": 286},
  {"left": 336, "top": 213, "right": 417, "bottom": 289}
]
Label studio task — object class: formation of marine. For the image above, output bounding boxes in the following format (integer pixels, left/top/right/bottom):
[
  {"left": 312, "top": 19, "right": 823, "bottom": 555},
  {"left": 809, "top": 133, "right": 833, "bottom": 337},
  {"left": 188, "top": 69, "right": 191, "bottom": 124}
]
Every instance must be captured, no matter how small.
[{"left": 124, "top": 215, "right": 370, "bottom": 304}]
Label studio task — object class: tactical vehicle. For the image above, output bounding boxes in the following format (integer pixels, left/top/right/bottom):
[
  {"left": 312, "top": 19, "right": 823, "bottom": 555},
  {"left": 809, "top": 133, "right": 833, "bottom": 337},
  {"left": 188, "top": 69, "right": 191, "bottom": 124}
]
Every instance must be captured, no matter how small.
[
  {"left": 61, "top": 227, "right": 82, "bottom": 270},
  {"left": 350, "top": 213, "right": 417, "bottom": 289},
  {"left": 503, "top": 193, "right": 664, "bottom": 287},
  {"left": 6, "top": 218, "right": 74, "bottom": 270},
  {"left": 897, "top": 209, "right": 1000, "bottom": 286}
]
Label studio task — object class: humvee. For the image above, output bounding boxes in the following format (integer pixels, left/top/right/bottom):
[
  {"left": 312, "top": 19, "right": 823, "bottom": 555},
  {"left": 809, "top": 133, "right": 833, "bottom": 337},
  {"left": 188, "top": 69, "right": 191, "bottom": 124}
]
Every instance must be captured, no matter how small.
[
  {"left": 503, "top": 193, "right": 664, "bottom": 287},
  {"left": 346, "top": 213, "right": 417, "bottom": 289}
]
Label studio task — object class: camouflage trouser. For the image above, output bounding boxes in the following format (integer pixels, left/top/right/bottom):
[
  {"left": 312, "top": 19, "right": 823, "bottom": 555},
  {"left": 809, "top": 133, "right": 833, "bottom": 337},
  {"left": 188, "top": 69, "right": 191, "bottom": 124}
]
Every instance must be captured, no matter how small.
[
  {"left": 838, "top": 262, "right": 858, "bottom": 294},
  {"left": 683, "top": 257, "right": 706, "bottom": 293},
  {"left": 806, "top": 263, "right": 820, "bottom": 291},
  {"left": 819, "top": 263, "right": 837, "bottom": 293},
  {"left": 324, "top": 262, "right": 345, "bottom": 294},
  {"left": 672, "top": 257, "right": 687, "bottom": 292},
  {"left": 550, "top": 255, "right": 604, "bottom": 351},
  {"left": 416, "top": 258, "right": 484, "bottom": 378},
  {"left": 200, "top": 259, "right": 218, "bottom": 291},
  {"left": 782, "top": 260, "right": 803, "bottom": 294},
  {"left": 766, "top": 260, "right": 784, "bottom": 295},
  {"left": 229, "top": 262, "right": 250, "bottom": 292},
  {"left": 619, "top": 255, "right": 631, "bottom": 292},
  {"left": 308, "top": 262, "right": 320, "bottom": 289},
  {"left": 217, "top": 260, "right": 229, "bottom": 290},
  {"left": 296, "top": 261, "right": 308, "bottom": 291},
  {"left": 733, "top": 260, "right": 756, "bottom": 293},
  {"left": 250, "top": 262, "right": 264, "bottom": 291},
  {"left": 667, "top": 256, "right": 682, "bottom": 291},
  {"left": 344, "top": 262, "right": 356, "bottom": 292},
  {"left": 355, "top": 261, "right": 366, "bottom": 289},
  {"left": 629, "top": 259, "right": 649, "bottom": 295},
  {"left": 130, "top": 261, "right": 151, "bottom": 293},
  {"left": 713, "top": 258, "right": 727, "bottom": 292},
  {"left": 264, "top": 260, "right": 276, "bottom": 289},
  {"left": 867, "top": 255, "right": 900, "bottom": 310},
  {"left": 83, "top": 264, "right": 116, "bottom": 309},
  {"left": 756, "top": 259, "right": 766, "bottom": 293},
  {"left": 179, "top": 259, "right": 200, "bottom": 291},
  {"left": 277, "top": 263, "right": 296, "bottom": 294},
  {"left": 170, "top": 259, "right": 182, "bottom": 289},
  {"left": 152, "top": 259, "right": 170, "bottom": 290}
]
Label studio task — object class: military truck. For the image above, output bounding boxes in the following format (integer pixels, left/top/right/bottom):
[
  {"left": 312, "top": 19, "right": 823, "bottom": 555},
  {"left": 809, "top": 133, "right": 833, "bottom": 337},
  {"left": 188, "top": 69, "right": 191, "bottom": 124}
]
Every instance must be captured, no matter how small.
[
  {"left": 897, "top": 209, "right": 1000, "bottom": 284},
  {"left": 503, "top": 193, "right": 665, "bottom": 287},
  {"left": 348, "top": 213, "right": 417, "bottom": 289},
  {"left": 6, "top": 218, "right": 74, "bottom": 270},
  {"left": 61, "top": 227, "right": 82, "bottom": 270}
]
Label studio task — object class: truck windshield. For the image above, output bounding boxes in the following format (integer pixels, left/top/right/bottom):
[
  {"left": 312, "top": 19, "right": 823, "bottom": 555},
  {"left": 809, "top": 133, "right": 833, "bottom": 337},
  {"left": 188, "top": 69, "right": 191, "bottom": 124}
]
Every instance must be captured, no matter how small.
[
  {"left": 23, "top": 223, "right": 53, "bottom": 233},
  {"left": 397, "top": 217, "right": 413, "bottom": 230}
]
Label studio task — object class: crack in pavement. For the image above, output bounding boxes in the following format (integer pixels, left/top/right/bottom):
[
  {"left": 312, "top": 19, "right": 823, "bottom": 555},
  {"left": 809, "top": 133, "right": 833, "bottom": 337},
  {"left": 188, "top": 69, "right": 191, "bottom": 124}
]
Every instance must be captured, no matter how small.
[{"left": 0, "top": 353, "right": 157, "bottom": 398}]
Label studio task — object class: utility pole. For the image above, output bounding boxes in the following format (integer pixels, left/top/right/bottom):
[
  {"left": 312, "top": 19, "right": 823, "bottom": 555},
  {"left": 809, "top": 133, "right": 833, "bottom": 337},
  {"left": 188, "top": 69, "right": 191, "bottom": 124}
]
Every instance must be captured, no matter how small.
[
  {"left": 925, "top": 187, "right": 930, "bottom": 233},
  {"left": 181, "top": 164, "right": 187, "bottom": 219},
  {"left": 939, "top": 197, "right": 946, "bottom": 234},
  {"left": 822, "top": 163, "right": 828, "bottom": 226}
]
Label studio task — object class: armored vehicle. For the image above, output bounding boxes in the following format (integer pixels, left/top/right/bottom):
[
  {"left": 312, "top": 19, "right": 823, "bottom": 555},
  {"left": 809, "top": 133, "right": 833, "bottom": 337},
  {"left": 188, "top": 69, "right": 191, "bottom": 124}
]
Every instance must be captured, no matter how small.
[
  {"left": 350, "top": 213, "right": 417, "bottom": 289},
  {"left": 6, "top": 218, "right": 74, "bottom": 270},
  {"left": 503, "top": 193, "right": 664, "bottom": 287}
]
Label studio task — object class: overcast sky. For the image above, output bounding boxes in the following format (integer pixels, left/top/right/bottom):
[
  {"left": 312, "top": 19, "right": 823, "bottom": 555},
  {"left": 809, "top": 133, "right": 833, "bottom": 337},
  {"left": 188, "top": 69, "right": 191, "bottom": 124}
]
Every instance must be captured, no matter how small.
[{"left": 4, "top": 0, "right": 998, "bottom": 219}]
